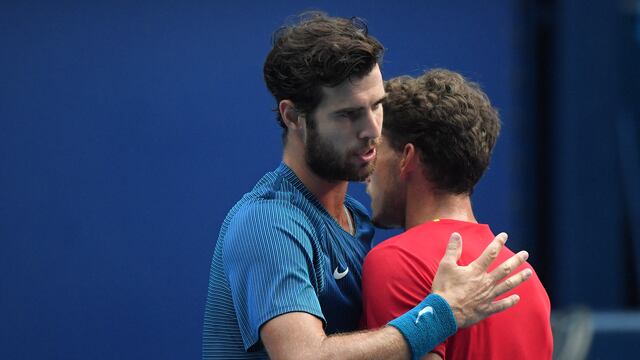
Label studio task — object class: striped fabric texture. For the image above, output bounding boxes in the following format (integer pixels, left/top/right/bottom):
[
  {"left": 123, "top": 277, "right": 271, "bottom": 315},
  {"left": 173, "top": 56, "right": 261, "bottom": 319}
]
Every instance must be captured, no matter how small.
[{"left": 203, "top": 163, "right": 375, "bottom": 359}]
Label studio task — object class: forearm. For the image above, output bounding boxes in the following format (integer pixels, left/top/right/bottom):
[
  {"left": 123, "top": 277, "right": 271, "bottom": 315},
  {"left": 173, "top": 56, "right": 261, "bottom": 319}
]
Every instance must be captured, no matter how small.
[
  {"left": 261, "top": 312, "right": 411, "bottom": 360},
  {"left": 315, "top": 326, "right": 410, "bottom": 360},
  {"left": 263, "top": 295, "right": 456, "bottom": 360}
]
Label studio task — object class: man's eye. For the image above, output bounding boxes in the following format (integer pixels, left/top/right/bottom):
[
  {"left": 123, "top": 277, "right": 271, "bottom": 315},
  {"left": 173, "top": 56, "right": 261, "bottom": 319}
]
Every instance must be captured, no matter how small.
[{"left": 339, "top": 111, "right": 357, "bottom": 119}]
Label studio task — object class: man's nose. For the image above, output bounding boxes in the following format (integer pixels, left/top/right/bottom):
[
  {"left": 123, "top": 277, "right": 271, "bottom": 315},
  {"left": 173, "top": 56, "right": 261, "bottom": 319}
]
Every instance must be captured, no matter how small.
[{"left": 358, "top": 108, "right": 382, "bottom": 140}]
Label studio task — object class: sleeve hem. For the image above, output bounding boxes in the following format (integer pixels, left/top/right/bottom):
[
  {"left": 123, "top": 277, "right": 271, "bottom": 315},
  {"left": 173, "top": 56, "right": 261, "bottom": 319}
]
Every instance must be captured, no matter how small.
[{"left": 243, "top": 307, "right": 327, "bottom": 352}]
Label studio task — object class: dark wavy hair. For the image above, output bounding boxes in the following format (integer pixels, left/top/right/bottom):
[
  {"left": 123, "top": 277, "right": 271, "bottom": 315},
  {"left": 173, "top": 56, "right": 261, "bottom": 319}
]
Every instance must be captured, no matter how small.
[
  {"left": 382, "top": 69, "right": 501, "bottom": 194},
  {"left": 264, "top": 12, "right": 384, "bottom": 137}
]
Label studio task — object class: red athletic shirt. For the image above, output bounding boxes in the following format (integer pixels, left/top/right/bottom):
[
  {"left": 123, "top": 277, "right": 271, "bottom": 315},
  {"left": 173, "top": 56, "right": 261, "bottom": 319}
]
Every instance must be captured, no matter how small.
[{"left": 361, "top": 219, "right": 553, "bottom": 359}]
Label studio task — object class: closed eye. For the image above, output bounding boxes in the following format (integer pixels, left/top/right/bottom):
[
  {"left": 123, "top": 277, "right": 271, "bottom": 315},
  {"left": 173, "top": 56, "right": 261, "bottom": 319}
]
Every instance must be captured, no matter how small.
[
  {"left": 336, "top": 109, "right": 361, "bottom": 120},
  {"left": 372, "top": 95, "right": 386, "bottom": 109}
]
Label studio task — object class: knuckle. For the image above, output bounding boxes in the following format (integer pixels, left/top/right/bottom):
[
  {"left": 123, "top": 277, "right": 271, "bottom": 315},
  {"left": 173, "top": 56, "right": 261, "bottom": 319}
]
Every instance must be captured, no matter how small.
[
  {"left": 504, "top": 278, "right": 513, "bottom": 289},
  {"left": 502, "top": 263, "right": 512, "bottom": 275}
]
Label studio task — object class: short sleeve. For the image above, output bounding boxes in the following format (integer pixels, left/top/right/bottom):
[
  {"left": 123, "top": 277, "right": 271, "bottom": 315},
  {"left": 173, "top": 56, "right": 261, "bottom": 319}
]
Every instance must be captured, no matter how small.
[
  {"left": 223, "top": 200, "right": 325, "bottom": 351},
  {"left": 361, "top": 244, "right": 447, "bottom": 358}
]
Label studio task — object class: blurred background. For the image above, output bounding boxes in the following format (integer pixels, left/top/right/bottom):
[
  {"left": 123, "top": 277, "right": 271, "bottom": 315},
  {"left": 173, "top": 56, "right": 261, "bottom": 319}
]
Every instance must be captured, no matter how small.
[{"left": 1, "top": 0, "right": 638, "bottom": 359}]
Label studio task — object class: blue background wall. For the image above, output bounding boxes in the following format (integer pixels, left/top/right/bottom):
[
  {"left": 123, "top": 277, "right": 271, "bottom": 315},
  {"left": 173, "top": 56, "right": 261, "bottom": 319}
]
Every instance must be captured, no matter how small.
[{"left": 1, "top": 1, "right": 637, "bottom": 359}]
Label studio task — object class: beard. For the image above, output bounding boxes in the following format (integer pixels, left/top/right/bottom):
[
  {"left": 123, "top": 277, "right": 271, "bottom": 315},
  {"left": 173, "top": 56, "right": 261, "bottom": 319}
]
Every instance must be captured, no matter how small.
[
  {"left": 369, "top": 177, "right": 405, "bottom": 229},
  {"left": 371, "top": 189, "right": 406, "bottom": 229},
  {"left": 371, "top": 202, "right": 404, "bottom": 229},
  {"left": 304, "top": 116, "right": 377, "bottom": 182}
]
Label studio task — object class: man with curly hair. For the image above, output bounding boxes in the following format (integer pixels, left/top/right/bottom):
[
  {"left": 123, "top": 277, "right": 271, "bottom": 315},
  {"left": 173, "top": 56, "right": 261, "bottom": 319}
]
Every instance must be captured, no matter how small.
[
  {"left": 203, "top": 13, "right": 533, "bottom": 360},
  {"left": 362, "top": 70, "right": 553, "bottom": 359}
]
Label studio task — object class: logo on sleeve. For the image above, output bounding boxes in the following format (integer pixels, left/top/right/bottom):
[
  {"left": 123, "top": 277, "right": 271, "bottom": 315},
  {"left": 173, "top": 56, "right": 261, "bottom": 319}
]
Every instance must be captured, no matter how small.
[
  {"left": 415, "top": 306, "right": 434, "bottom": 324},
  {"left": 333, "top": 266, "right": 349, "bottom": 280}
]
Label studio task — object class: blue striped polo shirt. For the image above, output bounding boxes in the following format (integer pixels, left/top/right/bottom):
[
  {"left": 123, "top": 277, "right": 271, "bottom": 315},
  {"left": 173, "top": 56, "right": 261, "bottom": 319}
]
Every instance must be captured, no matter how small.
[{"left": 203, "top": 163, "right": 375, "bottom": 359}]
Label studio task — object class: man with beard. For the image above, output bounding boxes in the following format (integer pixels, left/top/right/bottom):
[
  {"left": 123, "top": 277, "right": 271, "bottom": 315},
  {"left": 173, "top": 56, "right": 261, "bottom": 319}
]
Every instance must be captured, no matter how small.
[
  {"left": 203, "top": 13, "right": 533, "bottom": 360},
  {"left": 362, "top": 70, "right": 553, "bottom": 359}
]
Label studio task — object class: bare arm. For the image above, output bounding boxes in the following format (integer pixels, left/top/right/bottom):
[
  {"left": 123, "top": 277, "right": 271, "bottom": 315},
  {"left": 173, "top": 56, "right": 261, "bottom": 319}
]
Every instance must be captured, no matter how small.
[
  {"left": 261, "top": 312, "right": 410, "bottom": 360},
  {"left": 261, "top": 232, "right": 531, "bottom": 360},
  {"left": 423, "top": 353, "right": 443, "bottom": 360}
]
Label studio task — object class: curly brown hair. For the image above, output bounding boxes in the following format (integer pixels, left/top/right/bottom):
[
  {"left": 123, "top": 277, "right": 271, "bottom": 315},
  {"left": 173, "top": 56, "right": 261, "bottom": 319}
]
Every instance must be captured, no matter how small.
[
  {"left": 382, "top": 69, "right": 501, "bottom": 194},
  {"left": 263, "top": 12, "right": 384, "bottom": 136}
]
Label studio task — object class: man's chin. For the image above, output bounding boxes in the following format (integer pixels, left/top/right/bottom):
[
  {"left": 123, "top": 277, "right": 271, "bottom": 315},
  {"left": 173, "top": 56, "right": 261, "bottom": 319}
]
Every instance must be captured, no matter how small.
[
  {"left": 307, "top": 160, "right": 372, "bottom": 183},
  {"left": 337, "top": 166, "right": 375, "bottom": 182},
  {"left": 371, "top": 217, "right": 398, "bottom": 230},
  {"left": 350, "top": 163, "right": 376, "bottom": 182}
]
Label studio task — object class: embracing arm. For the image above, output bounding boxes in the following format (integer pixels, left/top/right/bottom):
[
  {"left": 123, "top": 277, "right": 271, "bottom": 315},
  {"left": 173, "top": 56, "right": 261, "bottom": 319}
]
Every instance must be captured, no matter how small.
[
  {"left": 261, "top": 312, "right": 410, "bottom": 360},
  {"left": 423, "top": 353, "right": 443, "bottom": 360},
  {"left": 260, "top": 232, "right": 531, "bottom": 360}
]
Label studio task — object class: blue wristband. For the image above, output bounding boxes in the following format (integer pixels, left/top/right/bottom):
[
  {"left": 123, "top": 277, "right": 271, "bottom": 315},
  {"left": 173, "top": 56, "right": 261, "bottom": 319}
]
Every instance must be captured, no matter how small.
[{"left": 388, "top": 294, "right": 458, "bottom": 360}]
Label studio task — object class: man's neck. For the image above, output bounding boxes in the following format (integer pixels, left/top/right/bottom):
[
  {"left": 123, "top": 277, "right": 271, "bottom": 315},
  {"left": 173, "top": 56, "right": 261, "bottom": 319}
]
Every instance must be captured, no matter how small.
[
  {"left": 283, "top": 150, "right": 349, "bottom": 222},
  {"left": 404, "top": 182, "right": 477, "bottom": 230}
]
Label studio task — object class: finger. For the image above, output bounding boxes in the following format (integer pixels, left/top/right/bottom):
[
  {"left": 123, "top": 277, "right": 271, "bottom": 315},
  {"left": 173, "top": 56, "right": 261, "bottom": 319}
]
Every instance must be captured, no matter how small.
[
  {"left": 491, "top": 268, "right": 533, "bottom": 298},
  {"left": 488, "top": 250, "right": 529, "bottom": 283},
  {"left": 484, "top": 294, "right": 521, "bottom": 317},
  {"left": 441, "top": 232, "right": 463, "bottom": 265},
  {"left": 469, "top": 232, "right": 508, "bottom": 272}
]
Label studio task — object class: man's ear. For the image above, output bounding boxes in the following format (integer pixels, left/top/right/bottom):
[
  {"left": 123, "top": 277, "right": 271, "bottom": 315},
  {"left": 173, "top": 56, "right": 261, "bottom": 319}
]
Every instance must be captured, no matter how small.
[
  {"left": 279, "top": 100, "right": 303, "bottom": 131},
  {"left": 399, "top": 143, "right": 418, "bottom": 179}
]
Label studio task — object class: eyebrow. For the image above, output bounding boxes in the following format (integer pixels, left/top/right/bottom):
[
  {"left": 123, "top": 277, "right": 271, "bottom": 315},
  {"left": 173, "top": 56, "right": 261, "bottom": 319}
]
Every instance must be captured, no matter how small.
[{"left": 332, "top": 94, "right": 388, "bottom": 114}]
